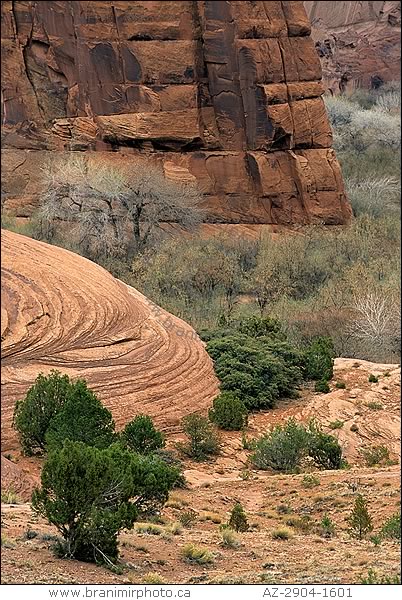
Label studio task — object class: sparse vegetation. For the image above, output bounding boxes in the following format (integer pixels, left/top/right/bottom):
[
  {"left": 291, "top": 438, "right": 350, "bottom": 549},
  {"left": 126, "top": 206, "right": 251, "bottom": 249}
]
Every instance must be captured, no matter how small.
[
  {"left": 365, "top": 401, "right": 384, "bottom": 411},
  {"left": 360, "top": 569, "right": 401, "bottom": 584},
  {"left": 165, "top": 522, "right": 183, "bottom": 536},
  {"left": 328, "top": 420, "right": 344, "bottom": 430},
  {"left": 335, "top": 381, "right": 346, "bottom": 389},
  {"left": 142, "top": 572, "right": 166, "bottom": 585},
  {"left": 380, "top": 512, "right": 401, "bottom": 541},
  {"left": 368, "top": 374, "right": 379, "bottom": 383},
  {"left": 271, "top": 527, "right": 292, "bottom": 540},
  {"left": 228, "top": 503, "right": 249, "bottom": 532},
  {"left": 318, "top": 514, "right": 336, "bottom": 538},
  {"left": 302, "top": 474, "right": 320, "bottom": 488},
  {"left": 199, "top": 512, "right": 222, "bottom": 524},
  {"left": 179, "top": 510, "right": 197, "bottom": 528},
  {"left": 1, "top": 534, "right": 16, "bottom": 549},
  {"left": 23, "top": 529, "right": 39, "bottom": 540},
  {"left": 347, "top": 494, "right": 373, "bottom": 540},
  {"left": 361, "top": 445, "right": 391, "bottom": 467},
  {"left": 135, "top": 523, "right": 164, "bottom": 536},
  {"left": 221, "top": 528, "right": 241, "bottom": 548},
  {"left": 179, "top": 413, "right": 220, "bottom": 461},
  {"left": 1, "top": 488, "right": 21, "bottom": 504},
  {"left": 181, "top": 543, "right": 214, "bottom": 565}
]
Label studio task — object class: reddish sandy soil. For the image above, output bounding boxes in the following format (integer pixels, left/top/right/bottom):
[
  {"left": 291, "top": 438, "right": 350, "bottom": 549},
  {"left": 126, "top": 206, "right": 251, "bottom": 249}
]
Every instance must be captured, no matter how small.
[{"left": 1, "top": 358, "right": 400, "bottom": 585}]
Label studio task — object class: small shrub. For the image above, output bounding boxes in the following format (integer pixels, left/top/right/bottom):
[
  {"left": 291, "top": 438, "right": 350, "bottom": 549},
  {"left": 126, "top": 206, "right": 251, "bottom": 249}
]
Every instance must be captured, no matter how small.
[
  {"left": 307, "top": 420, "right": 344, "bottom": 470},
  {"left": 302, "top": 474, "right": 320, "bottom": 488},
  {"left": 360, "top": 568, "right": 401, "bottom": 584},
  {"left": 166, "top": 522, "right": 183, "bottom": 536},
  {"left": 361, "top": 445, "right": 390, "bottom": 467},
  {"left": 23, "top": 529, "right": 38, "bottom": 540},
  {"left": 179, "top": 509, "right": 197, "bottom": 528},
  {"left": 41, "top": 533, "right": 60, "bottom": 542},
  {"left": 143, "top": 572, "right": 166, "bottom": 584},
  {"left": 165, "top": 493, "right": 188, "bottom": 509},
  {"left": 335, "top": 381, "right": 346, "bottom": 389},
  {"left": 242, "top": 433, "right": 256, "bottom": 451},
  {"left": 319, "top": 514, "right": 336, "bottom": 538},
  {"left": 304, "top": 337, "right": 334, "bottom": 381},
  {"left": 179, "top": 413, "right": 220, "bottom": 461},
  {"left": 228, "top": 503, "right": 249, "bottom": 532},
  {"left": 380, "top": 512, "right": 401, "bottom": 540},
  {"left": 1, "top": 488, "right": 21, "bottom": 504},
  {"left": 271, "top": 527, "right": 292, "bottom": 540},
  {"left": 221, "top": 528, "right": 241, "bottom": 548},
  {"left": 350, "top": 424, "right": 359, "bottom": 432},
  {"left": 370, "top": 535, "right": 382, "bottom": 546},
  {"left": 1, "top": 534, "right": 16, "bottom": 549},
  {"left": 328, "top": 420, "right": 344, "bottom": 430},
  {"left": 135, "top": 523, "right": 164, "bottom": 536},
  {"left": 208, "top": 392, "right": 248, "bottom": 430},
  {"left": 368, "top": 374, "right": 379, "bottom": 383},
  {"left": 347, "top": 494, "right": 373, "bottom": 539},
  {"left": 251, "top": 418, "right": 309, "bottom": 472},
  {"left": 276, "top": 503, "right": 293, "bottom": 515},
  {"left": 315, "top": 380, "right": 330, "bottom": 394},
  {"left": 365, "top": 402, "right": 383, "bottom": 410},
  {"left": 181, "top": 543, "right": 214, "bottom": 565},
  {"left": 199, "top": 512, "right": 222, "bottom": 524},
  {"left": 121, "top": 415, "right": 164, "bottom": 454},
  {"left": 285, "top": 515, "right": 313, "bottom": 533}
]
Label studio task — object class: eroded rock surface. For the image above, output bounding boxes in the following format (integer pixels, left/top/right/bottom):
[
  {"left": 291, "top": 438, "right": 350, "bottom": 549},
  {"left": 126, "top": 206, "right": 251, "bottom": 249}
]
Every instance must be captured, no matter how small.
[
  {"left": 1, "top": 1, "right": 351, "bottom": 225},
  {"left": 1, "top": 230, "right": 219, "bottom": 452},
  {"left": 305, "top": 1, "right": 401, "bottom": 93}
]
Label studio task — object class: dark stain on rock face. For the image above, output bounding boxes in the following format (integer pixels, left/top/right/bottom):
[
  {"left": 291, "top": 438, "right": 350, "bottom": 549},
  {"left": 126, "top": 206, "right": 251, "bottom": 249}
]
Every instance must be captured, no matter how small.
[
  {"left": 89, "top": 43, "right": 122, "bottom": 84},
  {"left": 121, "top": 46, "right": 142, "bottom": 82}
]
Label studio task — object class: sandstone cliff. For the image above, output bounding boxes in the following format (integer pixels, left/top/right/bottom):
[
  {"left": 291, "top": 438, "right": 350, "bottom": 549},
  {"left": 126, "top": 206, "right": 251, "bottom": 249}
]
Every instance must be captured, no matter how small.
[
  {"left": 305, "top": 1, "right": 401, "bottom": 93},
  {"left": 1, "top": 1, "right": 351, "bottom": 226},
  {"left": 1, "top": 230, "right": 219, "bottom": 452}
]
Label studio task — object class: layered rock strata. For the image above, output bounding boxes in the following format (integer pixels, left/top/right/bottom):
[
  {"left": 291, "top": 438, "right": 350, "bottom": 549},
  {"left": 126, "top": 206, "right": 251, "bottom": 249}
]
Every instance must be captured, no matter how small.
[
  {"left": 1, "top": 1, "right": 351, "bottom": 225},
  {"left": 1, "top": 230, "right": 219, "bottom": 451}
]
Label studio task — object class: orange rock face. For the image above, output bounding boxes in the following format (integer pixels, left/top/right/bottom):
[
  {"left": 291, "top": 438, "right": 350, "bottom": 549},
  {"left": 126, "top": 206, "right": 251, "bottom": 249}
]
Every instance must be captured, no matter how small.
[
  {"left": 1, "top": 1, "right": 351, "bottom": 225},
  {"left": 305, "top": 1, "right": 401, "bottom": 93},
  {"left": 1, "top": 230, "right": 219, "bottom": 452}
]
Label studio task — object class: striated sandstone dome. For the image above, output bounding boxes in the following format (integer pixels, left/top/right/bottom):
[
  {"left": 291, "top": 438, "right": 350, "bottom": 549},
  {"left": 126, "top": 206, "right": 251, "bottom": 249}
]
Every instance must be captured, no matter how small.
[{"left": 1, "top": 230, "right": 219, "bottom": 452}]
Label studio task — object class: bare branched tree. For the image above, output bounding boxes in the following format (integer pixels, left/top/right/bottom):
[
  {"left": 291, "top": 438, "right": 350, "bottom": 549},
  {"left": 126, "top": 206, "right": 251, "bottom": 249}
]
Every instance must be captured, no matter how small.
[
  {"left": 39, "top": 155, "right": 204, "bottom": 261},
  {"left": 349, "top": 291, "right": 401, "bottom": 357}
]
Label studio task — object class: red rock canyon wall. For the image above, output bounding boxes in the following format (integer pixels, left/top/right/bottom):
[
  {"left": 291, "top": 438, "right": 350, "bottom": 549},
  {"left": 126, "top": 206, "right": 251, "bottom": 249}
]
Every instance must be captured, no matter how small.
[
  {"left": 305, "top": 1, "right": 401, "bottom": 93},
  {"left": 1, "top": 1, "right": 351, "bottom": 225}
]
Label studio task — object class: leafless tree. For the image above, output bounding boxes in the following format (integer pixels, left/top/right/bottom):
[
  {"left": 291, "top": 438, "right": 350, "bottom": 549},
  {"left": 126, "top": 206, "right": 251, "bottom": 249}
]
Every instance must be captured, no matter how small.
[
  {"left": 39, "top": 155, "right": 204, "bottom": 261},
  {"left": 349, "top": 291, "right": 401, "bottom": 357}
]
